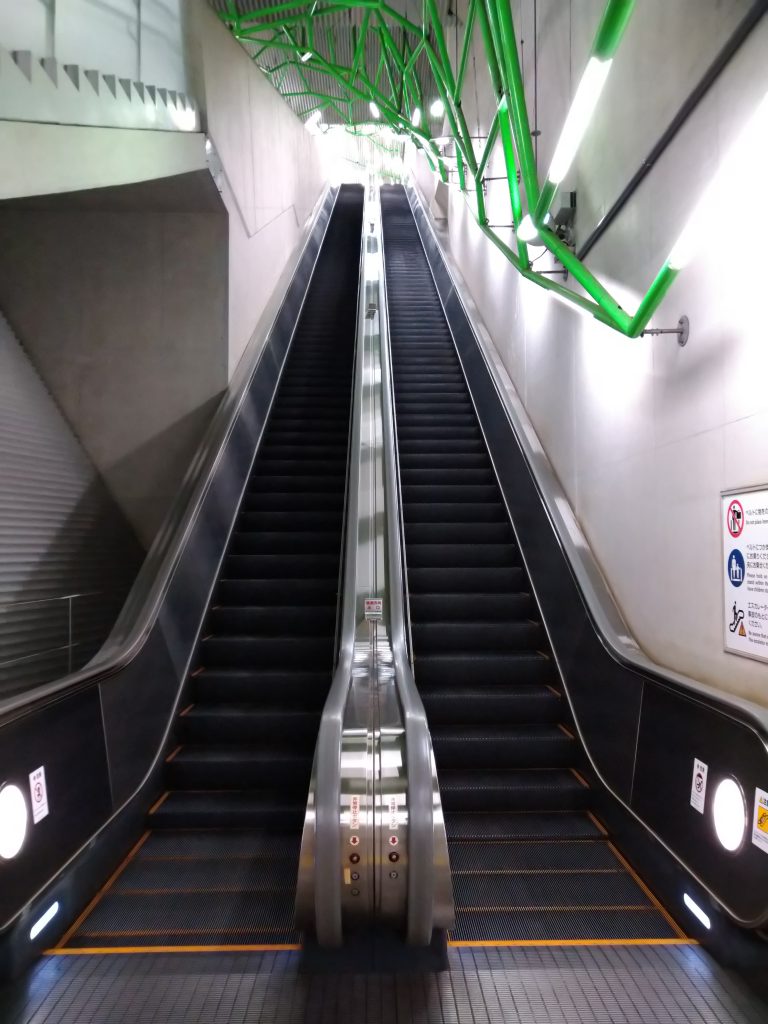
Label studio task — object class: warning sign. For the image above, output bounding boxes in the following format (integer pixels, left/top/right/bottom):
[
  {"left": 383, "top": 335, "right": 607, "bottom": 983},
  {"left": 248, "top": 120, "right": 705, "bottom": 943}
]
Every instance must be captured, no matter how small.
[
  {"left": 690, "top": 758, "right": 708, "bottom": 814},
  {"left": 722, "top": 488, "right": 768, "bottom": 664},
  {"left": 752, "top": 788, "right": 768, "bottom": 855},
  {"left": 28, "top": 766, "right": 49, "bottom": 824},
  {"left": 364, "top": 598, "right": 383, "bottom": 621}
]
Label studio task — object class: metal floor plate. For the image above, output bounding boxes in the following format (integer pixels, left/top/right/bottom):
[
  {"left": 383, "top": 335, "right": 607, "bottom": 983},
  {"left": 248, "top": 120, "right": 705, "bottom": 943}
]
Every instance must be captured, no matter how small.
[{"left": 3, "top": 944, "right": 768, "bottom": 1024}]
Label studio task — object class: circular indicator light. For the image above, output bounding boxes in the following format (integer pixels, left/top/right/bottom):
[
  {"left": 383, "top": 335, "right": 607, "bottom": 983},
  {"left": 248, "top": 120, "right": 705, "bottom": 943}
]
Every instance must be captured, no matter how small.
[
  {"left": 712, "top": 777, "right": 747, "bottom": 852},
  {"left": 0, "top": 784, "right": 29, "bottom": 860}
]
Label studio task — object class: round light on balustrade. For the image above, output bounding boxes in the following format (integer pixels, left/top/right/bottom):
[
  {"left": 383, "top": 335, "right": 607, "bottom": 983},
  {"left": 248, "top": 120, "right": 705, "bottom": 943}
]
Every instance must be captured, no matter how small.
[
  {"left": 712, "top": 777, "right": 747, "bottom": 853},
  {"left": 0, "top": 784, "right": 29, "bottom": 860}
]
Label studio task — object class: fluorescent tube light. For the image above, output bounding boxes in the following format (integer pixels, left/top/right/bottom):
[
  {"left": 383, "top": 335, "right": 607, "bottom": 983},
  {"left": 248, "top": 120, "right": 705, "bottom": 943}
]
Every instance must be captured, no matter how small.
[
  {"left": 411, "top": 107, "right": 421, "bottom": 128},
  {"left": 548, "top": 57, "right": 612, "bottom": 185},
  {"left": 30, "top": 902, "right": 60, "bottom": 941},
  {"left": 430, "top": 99, "right": 444, "bottom": 118},
  {"left": 683, "top": 893, "right": 711, "bottom": 930},
  {"left": 369, "top": 101, "right": 381, "bottom": 119}
]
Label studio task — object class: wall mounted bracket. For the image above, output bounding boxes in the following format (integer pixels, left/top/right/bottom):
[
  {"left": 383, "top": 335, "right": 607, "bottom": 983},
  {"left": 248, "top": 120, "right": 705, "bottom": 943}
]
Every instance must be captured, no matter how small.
[{"left": 641, "top": 314, "right": 689, "bottom": 346}]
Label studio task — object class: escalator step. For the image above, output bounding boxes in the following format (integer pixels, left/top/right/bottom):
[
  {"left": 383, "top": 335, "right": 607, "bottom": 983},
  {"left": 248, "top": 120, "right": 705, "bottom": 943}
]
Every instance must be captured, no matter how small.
[
  {"left": 179, "top": 706, "right": 320, "bottom": 744},
  {"left": 431, "top": 724, "right": 575, "bottom": 769},
  {"left": 139, "top": 830, "right": 299, "bottom": 861},
  {"left": 409, "top": 593, "right": 533, "bottom": 621},
  {"left": 420, "top": 684, "right": 562, "bottom": 724},
  {"left": 208, "top": 605, "right": 335, "bottom": 635},
  {"left": 150, "top": 791, "right": 306, "bottom": 830},
  {"left": 194, "top": 668, "right": 329, "bottom": 705},
  {"left": 200, "top": 635, "right": 333, "bottom": 669},
  {"left": 411, "top": 621, "right": 543, "bottom": 653},
  {"left": 450, "top": 908, "right": 679, "bottom": 943},
  {"left": 446, "top": 839, "right": 620, "bottom": 873},
  {"left": 166, "top": 747, "right": 312, "bottom": 789},
  {"left": 438, "top": 769, "right": 589, "bottom": 812},
  {"left": 444, "top": 812, "right": 603, "bottom": 842},
  {"left": 415, "top": 651, "right": 554, "bottom": 687}
]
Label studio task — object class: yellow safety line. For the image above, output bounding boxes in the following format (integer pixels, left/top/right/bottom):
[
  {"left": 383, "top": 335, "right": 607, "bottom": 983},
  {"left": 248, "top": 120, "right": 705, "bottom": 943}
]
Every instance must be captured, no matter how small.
[
  {"left": 606, "top": 841, "right": 689, "bottom": 941},
  {"left": 448, "top": 938, "right": 698, "bottom": 948},
  {"left": 46, "top": 943, "right": 302, "bottom": 955},
  {"left": 56, "top": 832, "right": 151, "bottom": 948},
  {"left": 148, "top": 792, "right": 170, "bottom": 815}
]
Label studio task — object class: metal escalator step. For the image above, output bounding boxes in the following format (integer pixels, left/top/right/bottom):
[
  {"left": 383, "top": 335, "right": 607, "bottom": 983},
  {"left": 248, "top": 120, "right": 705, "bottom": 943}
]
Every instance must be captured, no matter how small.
[
  {"left": 179, "top": 706, "right": 320, "bottom": 744},
  {"left": 221, "top": 553, "right": 339, "bottom": 580},
  {"left": 207, "top": 605, "right": 336, "bottom": 636},
  {"left": 405, "top": 521, "right": 513, "bottom": 544},
  {"left": 194, "top": 668, "right": 329, "bottom": 705},
  {"left": 409, "top": 592, "right": 534, "bottom": 621},
  {"left": 139, "top": 830, "right": 299, "bottom": 861},
  {"left": 446, "top": 839, "right": 621, "bottom": 873},
  {"left": 111, "top": 855, "right": 299, "bottom": 894},
  {"left": 200, "top": 635, "right": 333, "bottom": 670},
  {"left": 438, "top": 769, "right": 588, "bottom": 812},
  {"left": 420, "top": 685, "right": 562, "bottom": 725},
  {"left": 150, "top": 791, "right": 306, "bottom": 830},
  {"left": 452, "top": 870, "right": 656, "bottom": 912},
  {"left": 237, "top": 510, "right": 341, "bottom": 532},
  {"left": 216, "top": 579, "right": 337, "bottom": 605},
  {"left": 408, "top": 566, "right": 527, "bottom": 593},
  {"left": 406, "top": 543, "right": 520, "bottom": 569},
  {"left": 444, "top": 811, "right": 603, "bottom": 842},
  {"left": 166, "top": 747, "right": 313, "bottom": 790},
  {"left": 412, "top": 620, "right": 543, "bottom": 653},
  {"left": 69, "top": 890, "right": 297, "bottom": 945},
  {"left": 228, "top": 531, "right": 340, "bottom": 555},
  {"left": 431, "top": 724, "right": 574, "bottom": 769},
  {"left": 450, "top": 908, "right": 679, "bottom": 943},
  {"left": 415, "top": 651, "right": 554, "bottom": 687}
]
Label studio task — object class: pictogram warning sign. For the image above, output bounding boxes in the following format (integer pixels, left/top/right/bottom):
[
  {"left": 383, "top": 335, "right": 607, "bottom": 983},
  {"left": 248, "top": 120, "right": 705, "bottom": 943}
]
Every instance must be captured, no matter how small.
[
  {"left": 722, "top": 488, "right": 768, "bottom": 664},
  {"left": 28, "top": 766, "right": 49, "bottom": 824}
]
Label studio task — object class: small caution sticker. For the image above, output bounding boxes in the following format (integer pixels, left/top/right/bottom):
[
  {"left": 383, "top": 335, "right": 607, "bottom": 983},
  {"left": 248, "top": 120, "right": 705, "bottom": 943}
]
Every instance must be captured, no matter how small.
[
  {"left": 350, "top": 794, "right": 360, "bottom": 831},
  {"left": 364, "top": 598, "right": 383, "bottom": 621},
  {"left": 388, "top": 795, "right": 399, "bottom": 831},
  {"left": 752, "top": 788, "right": 768, "bottom": 855},
  {"left": 29, "top": 766, "right": 49, "bottom": 824},
  {"left": 690, "top": 758, "right": 708, "bottom": 814}
]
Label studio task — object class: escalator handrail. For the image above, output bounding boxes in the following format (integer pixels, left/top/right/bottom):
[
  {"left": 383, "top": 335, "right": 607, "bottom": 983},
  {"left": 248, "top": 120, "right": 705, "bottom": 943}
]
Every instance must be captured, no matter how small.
[
  {"left": 0, "top": 185, "right": 336, "bottom": 724},
  {"left": 309, "top": 188, "right": 367, "bottom": 947},
  {"left": 378, "top": 189, "right": 454, "bottom": 944}
]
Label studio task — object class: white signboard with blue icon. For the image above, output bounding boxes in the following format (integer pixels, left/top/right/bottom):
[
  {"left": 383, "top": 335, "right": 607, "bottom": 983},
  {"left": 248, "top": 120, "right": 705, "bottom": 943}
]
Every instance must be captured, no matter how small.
[{"left": 722, "top": 487, "right": 768, "bottom": 663}]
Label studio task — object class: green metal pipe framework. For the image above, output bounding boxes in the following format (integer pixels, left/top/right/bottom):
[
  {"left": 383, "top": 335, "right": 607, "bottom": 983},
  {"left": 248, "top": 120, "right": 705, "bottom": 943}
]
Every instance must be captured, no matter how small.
[{"left": 218, "top": 0, "right": 689, "bottom": 337}]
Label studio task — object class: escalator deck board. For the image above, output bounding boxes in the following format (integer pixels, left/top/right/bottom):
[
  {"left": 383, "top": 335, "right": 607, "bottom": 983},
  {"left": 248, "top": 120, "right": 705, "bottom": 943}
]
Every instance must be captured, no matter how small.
[{"left": 381, "top": 184, "right": 687, "bottom": 946}]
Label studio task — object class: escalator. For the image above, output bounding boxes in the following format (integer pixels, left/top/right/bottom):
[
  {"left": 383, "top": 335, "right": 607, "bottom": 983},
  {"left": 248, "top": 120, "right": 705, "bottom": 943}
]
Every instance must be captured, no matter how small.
[
  {"left": 52, "top": 184, "right": 364, "bottom": 951},
  {"left": 381, "top": 184, "right": 686, "bottom": 945}
]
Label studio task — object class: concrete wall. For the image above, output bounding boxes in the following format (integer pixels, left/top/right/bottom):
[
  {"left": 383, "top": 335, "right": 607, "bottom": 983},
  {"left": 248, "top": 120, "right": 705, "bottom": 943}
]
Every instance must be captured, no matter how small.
[
  {"left": 0, "top": 312, "right": 143, "bottom": 697},
  {"left": 186, "top": 1, "right": 327, "bottom": 375},
  {"left": 0, "top": 172, "right": 229, "bottom": 548},
  {"left": 0, "top": 0, "right": 187, "bottom": 92},
  {"left": 411, "top": 2, "right": 768, "bottom": 706},
  {"left": 0, "top": 121, "right": 206, "bottom": 200}
]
